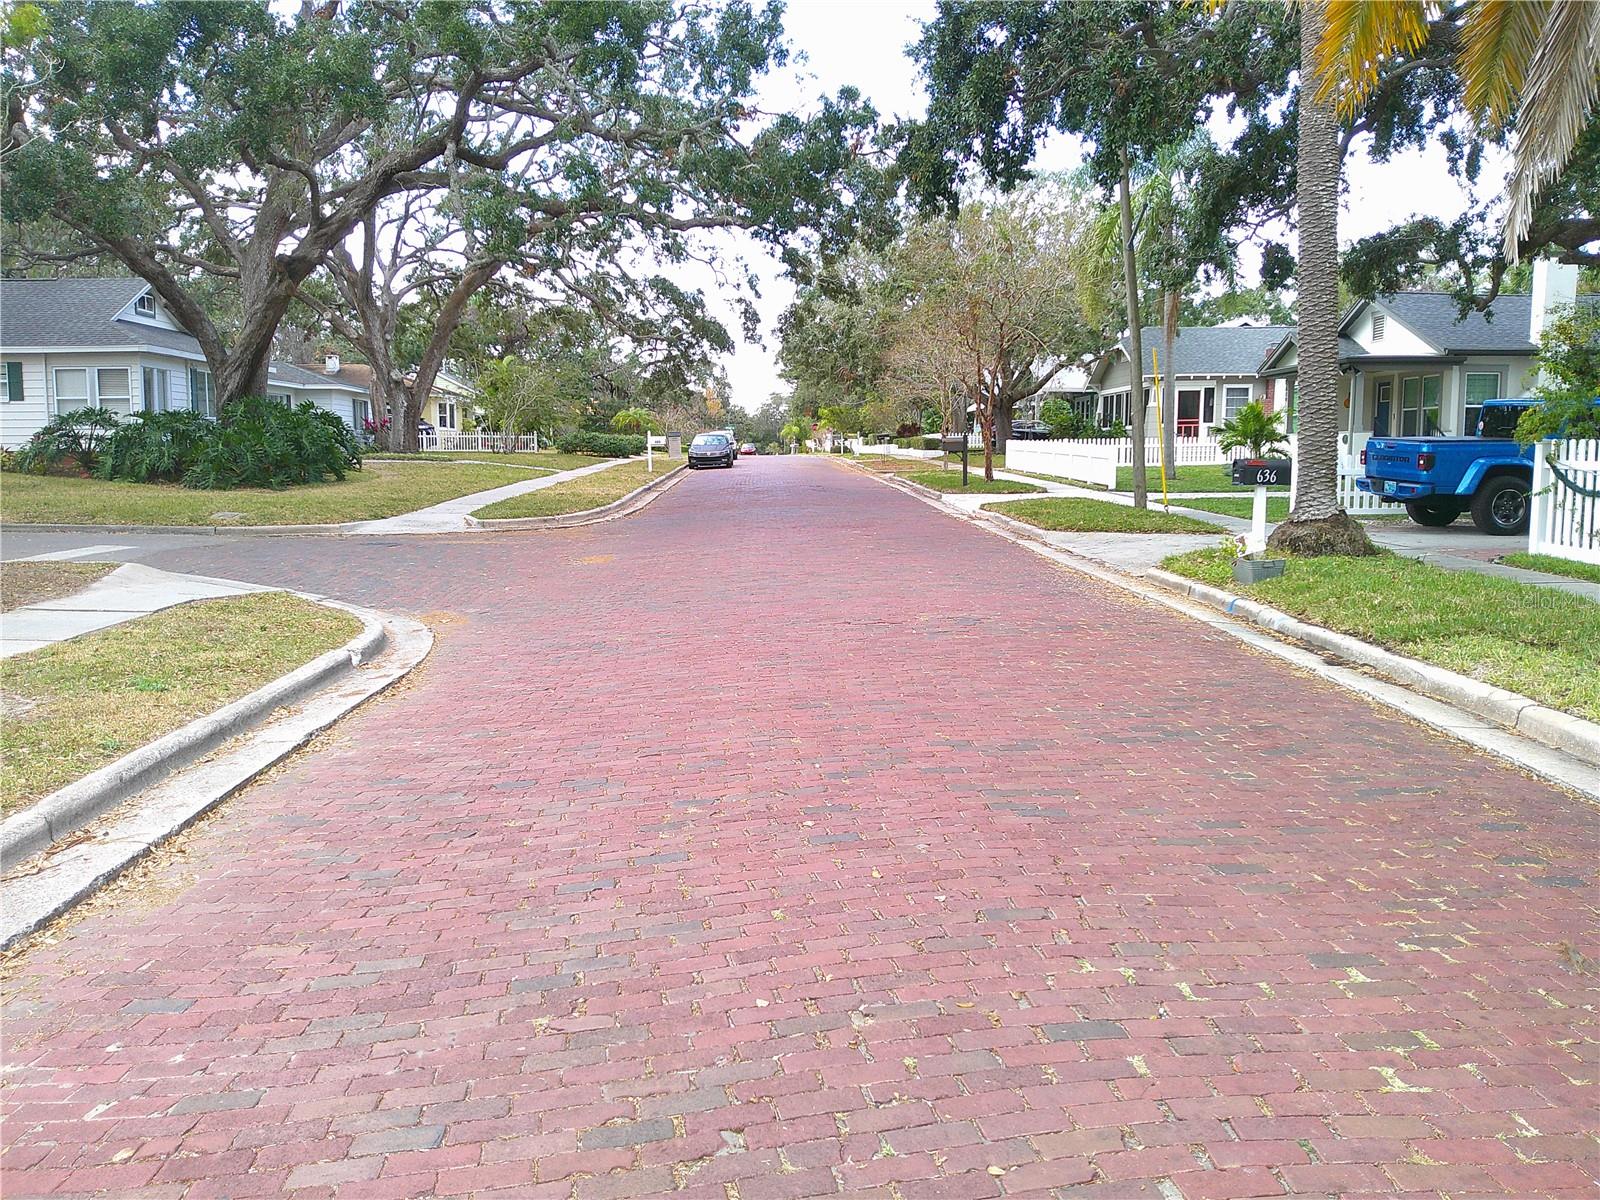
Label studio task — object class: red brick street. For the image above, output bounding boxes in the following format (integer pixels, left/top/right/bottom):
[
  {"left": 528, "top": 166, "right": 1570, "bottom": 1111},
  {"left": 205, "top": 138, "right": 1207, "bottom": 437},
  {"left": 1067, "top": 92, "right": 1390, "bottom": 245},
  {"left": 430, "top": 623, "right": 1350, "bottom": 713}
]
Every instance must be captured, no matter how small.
[{"left": 3, "top": 457, "right": 1596, "bottom": 1199}]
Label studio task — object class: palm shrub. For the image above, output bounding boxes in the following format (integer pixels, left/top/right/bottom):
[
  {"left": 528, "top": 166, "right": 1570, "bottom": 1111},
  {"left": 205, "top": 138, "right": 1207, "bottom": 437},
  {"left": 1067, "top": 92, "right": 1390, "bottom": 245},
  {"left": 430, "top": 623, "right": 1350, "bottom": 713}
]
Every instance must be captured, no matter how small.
[
  {"left": 14, "top": 407, "right": 121, "bottom": 473},
  {"left": 182, "top": 395, "right": 361, "bottom": 489},
  {"left": 609, "top": 407, "right": 661, "bottom": 436},
  {"left": 1217, "top": 400, "right": 1289, "bottom": 459},
  {"left": 98, "top": 410, "right": 214, "bottom": 483}
]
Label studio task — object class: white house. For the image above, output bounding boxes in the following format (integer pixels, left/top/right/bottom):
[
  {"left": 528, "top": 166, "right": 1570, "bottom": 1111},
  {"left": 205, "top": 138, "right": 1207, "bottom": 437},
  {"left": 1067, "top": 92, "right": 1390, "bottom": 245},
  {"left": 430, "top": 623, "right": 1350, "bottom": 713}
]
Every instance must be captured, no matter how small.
[
  {"left": 1257, "top": 261, "right": 1585, "bottom": 457},
  {"left": 0, "top": 277, "right": 371, "bottom": 449}
]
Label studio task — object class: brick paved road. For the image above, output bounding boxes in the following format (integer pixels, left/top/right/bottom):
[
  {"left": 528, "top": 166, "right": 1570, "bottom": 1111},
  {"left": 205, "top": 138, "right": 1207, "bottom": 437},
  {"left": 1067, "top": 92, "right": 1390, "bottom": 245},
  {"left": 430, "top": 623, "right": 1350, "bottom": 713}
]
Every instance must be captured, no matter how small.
[{"left": 4, "top": 457, "right": 1597, "bottom": 1200}]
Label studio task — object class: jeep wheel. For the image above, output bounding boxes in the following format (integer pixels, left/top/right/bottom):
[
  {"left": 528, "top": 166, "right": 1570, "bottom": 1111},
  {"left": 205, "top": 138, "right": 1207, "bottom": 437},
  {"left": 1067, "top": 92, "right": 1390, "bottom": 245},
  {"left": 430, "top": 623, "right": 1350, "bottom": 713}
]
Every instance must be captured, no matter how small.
[
  {"left": 1404, "top": 500, "right": 1462, "bottom": 528},
  {"left": 1469, "top": 475, "right": 1530, "bottom": 535}
]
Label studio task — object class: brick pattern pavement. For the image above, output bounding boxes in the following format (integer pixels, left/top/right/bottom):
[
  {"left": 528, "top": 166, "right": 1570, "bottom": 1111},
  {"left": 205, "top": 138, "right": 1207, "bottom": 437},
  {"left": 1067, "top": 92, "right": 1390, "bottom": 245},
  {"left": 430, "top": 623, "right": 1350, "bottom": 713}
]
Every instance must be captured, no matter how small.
[{"left": 3, "top": 457, "right": 1597, "bottom": 1199}]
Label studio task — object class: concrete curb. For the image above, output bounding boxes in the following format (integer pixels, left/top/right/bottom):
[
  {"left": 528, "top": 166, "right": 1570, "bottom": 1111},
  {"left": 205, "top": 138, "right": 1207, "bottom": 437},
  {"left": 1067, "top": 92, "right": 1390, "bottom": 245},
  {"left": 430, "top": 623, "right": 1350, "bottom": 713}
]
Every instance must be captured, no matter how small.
[
  {"left": 1143, "top": 567, "right": 1600, "bottom": 767},
  {"left": 0, "top": 596, "right": 387, "bottom": 864},
  {"left": 1, "top": 602, "right": 432, "bottom": 949},
  {"left": 848, "top": 460, "right": 1600, "bottom": 797},
  {"left": 465, "top": 462, "right": 688, "bottom": 530}
]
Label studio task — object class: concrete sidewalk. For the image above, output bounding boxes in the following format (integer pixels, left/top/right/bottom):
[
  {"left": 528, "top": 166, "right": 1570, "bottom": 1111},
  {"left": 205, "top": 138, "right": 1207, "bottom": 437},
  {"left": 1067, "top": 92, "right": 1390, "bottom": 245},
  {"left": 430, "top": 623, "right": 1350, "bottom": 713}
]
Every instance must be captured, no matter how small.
[
  {"left": 1, "top": 562, "right": 268, "bottom": 657},
  {"left": 348, "top": 456, "right": 631, "bottom": 535}
]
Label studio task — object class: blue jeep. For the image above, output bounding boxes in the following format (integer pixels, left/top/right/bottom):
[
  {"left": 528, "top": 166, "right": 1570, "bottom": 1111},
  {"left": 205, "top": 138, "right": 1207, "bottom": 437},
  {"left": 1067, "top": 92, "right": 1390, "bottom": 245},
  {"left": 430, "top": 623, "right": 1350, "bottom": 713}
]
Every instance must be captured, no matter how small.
[{"left": 1356, "top": 399, "right": 1539, "bottom": 535}]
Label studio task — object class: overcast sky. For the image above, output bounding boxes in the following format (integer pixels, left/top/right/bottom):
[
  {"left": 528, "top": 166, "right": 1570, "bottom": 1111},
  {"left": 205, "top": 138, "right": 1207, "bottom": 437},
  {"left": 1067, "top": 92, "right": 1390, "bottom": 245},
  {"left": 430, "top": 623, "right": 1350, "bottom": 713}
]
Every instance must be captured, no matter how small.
[{"left": 705, "top": 1, "right": 1510, "bottom": 413}]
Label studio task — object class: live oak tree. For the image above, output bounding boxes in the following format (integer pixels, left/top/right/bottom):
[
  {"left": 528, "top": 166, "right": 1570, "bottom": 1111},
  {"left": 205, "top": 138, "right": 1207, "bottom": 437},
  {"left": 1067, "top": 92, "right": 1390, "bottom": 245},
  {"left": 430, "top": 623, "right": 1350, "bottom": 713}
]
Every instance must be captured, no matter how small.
[
  {"left": 4, "top": 1, "right": 885, "bottom": 433},
  {"left": 3, "top": 1, "right": 550, "bottom": 407},
  {"left": 298, "top": 4, "right": 886, "bottom": 451}
]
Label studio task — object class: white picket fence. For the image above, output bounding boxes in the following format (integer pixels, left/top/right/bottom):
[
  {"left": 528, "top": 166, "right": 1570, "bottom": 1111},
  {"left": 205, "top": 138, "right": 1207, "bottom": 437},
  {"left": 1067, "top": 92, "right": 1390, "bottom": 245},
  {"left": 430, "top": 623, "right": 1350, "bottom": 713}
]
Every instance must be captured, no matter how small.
[
  {"left": 1006, "top": 435, "right": 1252, "bottom": 487},
  {"left": 1529, "top": 438, "right": 1600, "bottom": 565},
  {"left": 851, "top": 440, "right": 945, "bottom": 460},
  {"left": 418, "top": 432, "right": 541, "bottom": 452}
]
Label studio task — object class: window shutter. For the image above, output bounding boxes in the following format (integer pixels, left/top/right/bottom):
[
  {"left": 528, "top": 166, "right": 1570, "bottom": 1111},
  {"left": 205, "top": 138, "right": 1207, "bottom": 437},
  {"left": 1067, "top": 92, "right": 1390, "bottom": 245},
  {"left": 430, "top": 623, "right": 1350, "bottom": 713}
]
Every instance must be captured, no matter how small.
[{"left": 5, "top": 361, "right": 21, "bottom": 403}]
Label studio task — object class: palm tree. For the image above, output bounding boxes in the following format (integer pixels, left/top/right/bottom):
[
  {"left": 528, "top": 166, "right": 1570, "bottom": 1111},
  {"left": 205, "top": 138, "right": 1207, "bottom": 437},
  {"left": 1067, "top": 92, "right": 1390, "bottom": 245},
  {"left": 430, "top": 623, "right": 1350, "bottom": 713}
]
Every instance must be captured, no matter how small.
[
  {"left": 1217, "top": 400, "right": 1291, "bottom": 460},
  {"left": 1311, "top": 0, "right": 1600, "bottom": 260},
  {"left": 1270, "top": 0, "right": 1377, "bottom": 556},
  {"left": 609, "top": 407, "right": 660, "bottom": 437}
]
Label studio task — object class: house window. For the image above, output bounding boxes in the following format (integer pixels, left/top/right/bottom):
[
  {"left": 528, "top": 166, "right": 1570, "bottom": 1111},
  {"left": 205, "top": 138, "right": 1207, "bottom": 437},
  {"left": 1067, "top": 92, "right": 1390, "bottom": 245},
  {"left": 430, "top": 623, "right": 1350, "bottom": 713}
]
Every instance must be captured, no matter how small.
[
  {"left": 1372, "top": 312, "right": 1386, "bottom": 341},
  {"left": 353, "top": 398, "right": 372, "bottom": 431},
  {"left": 190, "top": 368, "right": 218, "bottom": 418},
  {"left": 437, "top": 400, "right": 457, "bottom": 429},
  {"left": 266, "top": 391, "right": 291, "bottom": 404},
  {"left": 142, "top": 366, "right": 169, "bottom": 413},
  {"left": 1400, "top": 374, "right": 1442, "bottom": 436},
  {"left": 1, "top": 361, "right": 20, "bottom": 403},
  {"left": 1223, "top": 384, "right": 1252, "bottom": 421},
  {"left": 52, "top": 367, "right": 91, "bottom": 413},
  {"left": 134, "top": 294, "right": 156, "bottom": 316},
  {"left": 95, "top": 368, "right": 131, "bottom": 414},
  {"left": 1464, "top": 371, "right": 1501, "bottom": 436}
]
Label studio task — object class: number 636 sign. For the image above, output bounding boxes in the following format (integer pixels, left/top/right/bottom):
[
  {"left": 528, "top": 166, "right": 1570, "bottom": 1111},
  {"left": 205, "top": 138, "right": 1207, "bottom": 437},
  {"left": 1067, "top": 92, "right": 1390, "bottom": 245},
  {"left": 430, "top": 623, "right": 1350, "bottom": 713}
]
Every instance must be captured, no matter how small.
[{"left": 1230, "top": 458, "right": 1291, "bottom": 487}]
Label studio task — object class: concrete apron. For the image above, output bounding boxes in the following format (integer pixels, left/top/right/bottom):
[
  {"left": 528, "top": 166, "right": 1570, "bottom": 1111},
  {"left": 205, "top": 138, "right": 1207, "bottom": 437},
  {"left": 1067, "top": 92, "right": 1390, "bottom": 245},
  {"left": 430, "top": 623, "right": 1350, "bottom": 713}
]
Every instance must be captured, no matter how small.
[{"left": 347, "top": 455, "right": 632, "bottom": 535}]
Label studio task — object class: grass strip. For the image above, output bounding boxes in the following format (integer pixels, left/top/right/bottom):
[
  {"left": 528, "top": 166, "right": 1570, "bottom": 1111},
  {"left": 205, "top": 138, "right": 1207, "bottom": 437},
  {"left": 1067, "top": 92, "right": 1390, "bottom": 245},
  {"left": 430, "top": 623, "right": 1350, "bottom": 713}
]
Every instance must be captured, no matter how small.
[
  {"left": 1499, "top": 552, "right": 1600, "bottom": 586},
  {"left": 1116, "top": 463, "right": 1288, "bottom": 493},
  {"left": 902, "top": 470, "right": 1041, "bottom": 495},
  {"left": 991, "top": 497, "right": 1222, "bottom": 533},
  {"left": 473, "top": 458, "right": 665, "bottom": 519},
  {"left": 1162, "top": 545, "right": 1600, "bottom": 722},
  {"left": 2, "top": 562, "right": 116, "bottom": 612},
  {"left": 1, "top": 591, "right": 361, "bottom": 812},
  {"left": 0, "top": 461, "right": 540, "bottom": 526}
]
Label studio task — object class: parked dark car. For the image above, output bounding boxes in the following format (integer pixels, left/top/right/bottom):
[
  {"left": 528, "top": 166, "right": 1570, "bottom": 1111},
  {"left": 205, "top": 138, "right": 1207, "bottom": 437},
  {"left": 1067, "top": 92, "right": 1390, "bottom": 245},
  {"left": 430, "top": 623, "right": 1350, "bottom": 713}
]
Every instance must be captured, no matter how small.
[
  {"left": 1009, "top": 421, "right": 1053, "bottom": 440},
  {"left": 688, "top": 432, "right": 736, "bottom": 469}
]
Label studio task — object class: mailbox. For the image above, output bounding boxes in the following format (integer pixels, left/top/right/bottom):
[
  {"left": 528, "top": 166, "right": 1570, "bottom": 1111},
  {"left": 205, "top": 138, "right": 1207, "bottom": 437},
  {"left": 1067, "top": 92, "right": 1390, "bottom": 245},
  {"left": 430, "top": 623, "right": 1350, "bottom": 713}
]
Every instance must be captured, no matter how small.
[{"left": 1230, "top": 458, "right": 1291, "bottom": 487}]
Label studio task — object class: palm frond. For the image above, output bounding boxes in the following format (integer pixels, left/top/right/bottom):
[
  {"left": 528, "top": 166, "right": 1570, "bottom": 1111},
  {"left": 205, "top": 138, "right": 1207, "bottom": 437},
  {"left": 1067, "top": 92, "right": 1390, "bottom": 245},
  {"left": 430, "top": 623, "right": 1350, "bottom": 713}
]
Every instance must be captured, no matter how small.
[
  {"left": 1313, "top": 0, "right": 1432, "bottom": 119},
  {"left": 1460, "top": 0, "right": 1546, "bottom": 125},
  {"left": 1502, "top": 0, "right": 1600, "bottom": 260}
]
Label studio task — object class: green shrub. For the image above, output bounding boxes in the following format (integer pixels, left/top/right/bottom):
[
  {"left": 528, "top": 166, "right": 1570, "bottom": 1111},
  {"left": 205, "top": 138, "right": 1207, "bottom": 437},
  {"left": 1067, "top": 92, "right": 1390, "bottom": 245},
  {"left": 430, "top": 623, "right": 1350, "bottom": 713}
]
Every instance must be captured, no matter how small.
[
  {"left": 14, "top": 408, "right": 121, "bottom": 474},
  {"left": 98, "top": 410, "right": 214, "bottom": 483},
  {"left": 555, "top": 431, "right": 645, "bottom": 457},
  {"left": 181, "top": 395, "right": 361, "bottom": 490},
  {"left": 894, "top": 434, "right": 939, "bottom": 449}
]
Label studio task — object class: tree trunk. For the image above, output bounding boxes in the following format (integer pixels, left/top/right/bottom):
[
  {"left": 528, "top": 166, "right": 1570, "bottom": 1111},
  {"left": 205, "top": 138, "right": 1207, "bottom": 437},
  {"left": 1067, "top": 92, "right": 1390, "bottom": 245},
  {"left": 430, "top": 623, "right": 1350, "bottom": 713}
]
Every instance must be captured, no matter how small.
[
  {"left": 1269, "top": 1, "right": 1375, "bottom": 556},
  {"left": 1119, "top": 155, "right": 1149, "bottom": 509}
]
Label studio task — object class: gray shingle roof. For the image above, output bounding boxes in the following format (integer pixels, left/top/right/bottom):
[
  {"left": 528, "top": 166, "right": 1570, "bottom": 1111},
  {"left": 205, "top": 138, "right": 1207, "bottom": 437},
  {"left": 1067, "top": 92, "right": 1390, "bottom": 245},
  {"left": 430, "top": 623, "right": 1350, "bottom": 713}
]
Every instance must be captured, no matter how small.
[
  {"left": 1364, "top": 292, "right": 1537, "bottom": 354},
  {"left": 1120, "top": 324, "right": 1296, "bottom": 377},
  {"left": 0, "top": 277, "right": 206, "bottom": 356},
  {"left": 268, "top": 361, "right": 367, "bottom": 393}
]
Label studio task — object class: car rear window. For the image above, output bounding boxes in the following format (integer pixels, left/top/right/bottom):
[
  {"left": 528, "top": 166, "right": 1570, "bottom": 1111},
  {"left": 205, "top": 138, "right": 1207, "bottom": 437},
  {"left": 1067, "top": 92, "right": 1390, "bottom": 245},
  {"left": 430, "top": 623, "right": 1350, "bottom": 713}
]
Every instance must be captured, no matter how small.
[
  {"left": 691, "top": 435, "right": 726, "bottom": 448},
  {"left": 1478, "top": 406, "right": 1525, "bottom": 438}
]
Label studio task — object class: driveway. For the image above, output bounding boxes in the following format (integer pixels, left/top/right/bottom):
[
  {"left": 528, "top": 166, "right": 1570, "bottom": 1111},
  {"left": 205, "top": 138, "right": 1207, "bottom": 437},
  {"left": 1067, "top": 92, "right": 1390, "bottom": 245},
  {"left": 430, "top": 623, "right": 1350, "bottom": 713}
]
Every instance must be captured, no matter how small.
[{"left": 3, "top": 456, "right": 1596, "bottom": 1199}]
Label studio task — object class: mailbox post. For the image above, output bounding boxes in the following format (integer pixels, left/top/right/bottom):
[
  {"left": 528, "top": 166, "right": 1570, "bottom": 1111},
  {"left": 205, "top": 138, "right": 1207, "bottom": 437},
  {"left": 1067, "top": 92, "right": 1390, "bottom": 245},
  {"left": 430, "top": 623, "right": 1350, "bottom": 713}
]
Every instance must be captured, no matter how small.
[{"left": 1230, "top": 457, "right": 1292, "bottom": 555}]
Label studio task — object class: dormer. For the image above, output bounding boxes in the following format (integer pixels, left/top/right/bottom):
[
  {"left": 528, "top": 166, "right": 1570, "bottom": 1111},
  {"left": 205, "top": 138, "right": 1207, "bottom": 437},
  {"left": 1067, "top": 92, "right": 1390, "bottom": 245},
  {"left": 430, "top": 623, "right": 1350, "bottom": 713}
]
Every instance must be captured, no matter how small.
[{"left": 117, "top": 286, "right": 181, "bottom": 331}]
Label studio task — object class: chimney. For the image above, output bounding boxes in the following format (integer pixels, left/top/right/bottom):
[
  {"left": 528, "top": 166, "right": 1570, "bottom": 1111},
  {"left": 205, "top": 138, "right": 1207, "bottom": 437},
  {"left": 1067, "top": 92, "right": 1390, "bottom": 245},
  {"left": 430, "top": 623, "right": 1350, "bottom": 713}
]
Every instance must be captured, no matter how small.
[
  {"left": 1530, "top": 258, "right": 1578, "bottom": 346},
  {"left": 323, "top": 353, "right": 341, "bottom": 375}
]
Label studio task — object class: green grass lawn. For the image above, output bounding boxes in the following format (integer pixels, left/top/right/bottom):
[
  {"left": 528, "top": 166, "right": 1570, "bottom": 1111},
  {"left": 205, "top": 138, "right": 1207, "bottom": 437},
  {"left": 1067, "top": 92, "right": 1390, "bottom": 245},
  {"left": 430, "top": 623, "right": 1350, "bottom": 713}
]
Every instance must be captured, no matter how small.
[
  {"left": 473, "top": 458, "right": 666, "bottom": 519},
  {"left": 2, "top": 561, "right": 116, "bottom": 611},
  {"left": 1, "top": 591, "right": 360, "bottom": 812},
  {"left": 1115, "top": 463, "right": 1288, "bottom": 493},
  {"left": 0, "top": 460, "right": 541, "bottom": 526},
  {"left": 1162, "top": 546, "right": 1600, "bottom": 721},
  {"left": 940, "top": 450, "right": 1005, "bottom": 470},
  {"left": 988, "top": 497, "right": 1223, "bottom": 533},
  {"left": 367, "top": 450, "right": 604, "bottom": 472},
  {"left": 903, "top": 470, "right": 1041, "bottom": 495},
  {"left": 1174, "top": 496, "right": 1294, "bottom": 522},
  {"left": 1499, "top": 552, "right": 1600, "bottom": 585}
]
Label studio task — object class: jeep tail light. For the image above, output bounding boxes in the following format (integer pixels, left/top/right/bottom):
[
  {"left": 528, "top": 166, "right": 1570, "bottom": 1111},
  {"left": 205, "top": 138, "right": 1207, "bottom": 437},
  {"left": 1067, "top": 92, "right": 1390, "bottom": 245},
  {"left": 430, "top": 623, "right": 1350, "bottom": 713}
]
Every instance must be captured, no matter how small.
[
  {"left": 1417, "top": 452, "right": 1435, "bottom": 471},
  {"left": 1359, "top": 449, "right": 1366, "bottom": 465}
]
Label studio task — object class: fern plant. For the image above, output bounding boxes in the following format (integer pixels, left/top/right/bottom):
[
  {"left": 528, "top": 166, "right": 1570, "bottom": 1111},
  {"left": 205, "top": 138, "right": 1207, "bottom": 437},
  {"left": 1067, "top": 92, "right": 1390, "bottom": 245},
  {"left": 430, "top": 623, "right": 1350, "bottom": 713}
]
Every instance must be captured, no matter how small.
[{"left": 98, "top": 410, "right": 214, "bottom": 482}]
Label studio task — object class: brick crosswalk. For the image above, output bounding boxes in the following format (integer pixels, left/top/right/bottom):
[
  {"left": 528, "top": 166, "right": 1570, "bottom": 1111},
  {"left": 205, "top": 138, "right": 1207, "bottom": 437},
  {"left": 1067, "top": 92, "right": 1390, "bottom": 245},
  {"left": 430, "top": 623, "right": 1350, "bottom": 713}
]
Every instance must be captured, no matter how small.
[{"left": 3, "top": 456, "right": 1596, "bottom": 1199}]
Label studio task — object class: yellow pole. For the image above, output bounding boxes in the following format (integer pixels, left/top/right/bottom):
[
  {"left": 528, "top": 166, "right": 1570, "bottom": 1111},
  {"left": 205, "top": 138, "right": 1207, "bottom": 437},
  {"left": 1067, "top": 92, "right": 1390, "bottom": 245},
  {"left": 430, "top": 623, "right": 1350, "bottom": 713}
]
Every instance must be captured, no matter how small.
[{"left": 1152, "top": 348, "right": 1171, "bottom": 510}]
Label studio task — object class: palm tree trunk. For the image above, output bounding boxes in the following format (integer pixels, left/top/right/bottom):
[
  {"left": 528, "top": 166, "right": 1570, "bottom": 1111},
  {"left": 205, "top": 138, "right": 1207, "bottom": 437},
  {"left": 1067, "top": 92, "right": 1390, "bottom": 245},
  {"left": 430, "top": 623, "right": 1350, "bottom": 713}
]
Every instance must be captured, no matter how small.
[
  {"left": 1269, "top": 0, "right": 1374, "bottom": 556},
  {"left": 1119, "top": 153, "right": 1148, "bottom": 509},
  {"left": 1162, "top": 289, "right": 1178, "bottom": 484}
]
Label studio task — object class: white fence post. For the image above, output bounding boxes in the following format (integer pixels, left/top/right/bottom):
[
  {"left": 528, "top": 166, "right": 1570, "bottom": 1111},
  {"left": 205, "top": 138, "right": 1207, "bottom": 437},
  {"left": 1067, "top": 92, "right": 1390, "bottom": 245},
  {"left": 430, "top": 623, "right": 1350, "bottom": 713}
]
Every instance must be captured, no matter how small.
[{"left": 1529, "top": 438, "right": 1600, "bottom": 565}]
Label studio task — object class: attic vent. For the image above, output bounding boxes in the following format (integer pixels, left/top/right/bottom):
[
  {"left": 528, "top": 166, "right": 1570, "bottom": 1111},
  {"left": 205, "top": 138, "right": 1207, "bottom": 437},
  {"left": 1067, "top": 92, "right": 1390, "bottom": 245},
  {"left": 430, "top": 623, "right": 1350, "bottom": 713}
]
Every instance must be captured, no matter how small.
[
  {"left": 1371, "top": 312, "right": 1386, "bottom": 341},
  {"left": 134, "top": 294, "right": 156, "bottom": 316}
]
